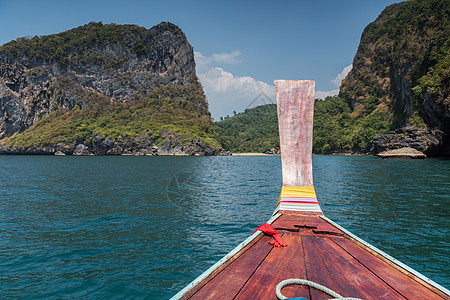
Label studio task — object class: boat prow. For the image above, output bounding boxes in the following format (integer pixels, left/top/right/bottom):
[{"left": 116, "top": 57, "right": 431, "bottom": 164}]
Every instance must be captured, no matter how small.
[{"left": 172, "top": 80, "right": 450, "bottom": 300}]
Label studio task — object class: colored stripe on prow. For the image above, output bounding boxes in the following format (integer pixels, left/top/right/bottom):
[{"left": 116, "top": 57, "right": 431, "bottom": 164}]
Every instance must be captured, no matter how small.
[{"left": 274, "top": 80, "right": 321, "bottom": 213}]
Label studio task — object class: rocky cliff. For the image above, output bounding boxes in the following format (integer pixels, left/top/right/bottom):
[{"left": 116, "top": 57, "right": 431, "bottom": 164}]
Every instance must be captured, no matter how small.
[
  {"left": 340, "top": 0, "right": 449, "bottom": 156},
  {"left": 0, "top": 22, "right": 226, "bottom": 155},
  {"left": 213, "top": 0, "right": 449, "bottom": 156},
  {"left": 371, "top": 126, "right": 448, "bottom": 157}
]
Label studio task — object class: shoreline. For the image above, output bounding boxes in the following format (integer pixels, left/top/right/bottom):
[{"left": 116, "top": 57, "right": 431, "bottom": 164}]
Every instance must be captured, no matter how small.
[
  {"left": 232, "top": 152, "right": 369, "bottom": 156},
  {"left": 231, "top": 153, "right": 274, "bottom": 156}
]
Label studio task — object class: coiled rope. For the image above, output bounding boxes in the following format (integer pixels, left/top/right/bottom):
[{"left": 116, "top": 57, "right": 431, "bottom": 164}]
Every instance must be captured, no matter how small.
[{"left": 276, "top": 278, "right": 362, "bottom": 300}]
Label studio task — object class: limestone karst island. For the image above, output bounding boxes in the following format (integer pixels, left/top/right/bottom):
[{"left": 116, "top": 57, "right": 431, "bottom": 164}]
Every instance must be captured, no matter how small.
[{"left": 0, "top": 22, "right": 226, "bottom": 156}]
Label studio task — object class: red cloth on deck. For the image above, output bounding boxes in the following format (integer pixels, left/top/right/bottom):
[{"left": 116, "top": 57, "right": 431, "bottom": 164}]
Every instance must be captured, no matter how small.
[{"left": 252, "top": 223, "right": 287, "bottom": 247}]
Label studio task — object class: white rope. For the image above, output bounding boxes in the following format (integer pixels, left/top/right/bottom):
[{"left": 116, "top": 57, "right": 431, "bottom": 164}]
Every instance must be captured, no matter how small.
[{"left": 276, "top": 278, "right": 363, "bottom": 300}]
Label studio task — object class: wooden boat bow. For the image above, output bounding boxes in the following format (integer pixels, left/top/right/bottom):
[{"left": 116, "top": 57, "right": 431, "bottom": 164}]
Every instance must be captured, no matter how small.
[{"left": 172, "top": 80, "right": 450, "bottom": 300}]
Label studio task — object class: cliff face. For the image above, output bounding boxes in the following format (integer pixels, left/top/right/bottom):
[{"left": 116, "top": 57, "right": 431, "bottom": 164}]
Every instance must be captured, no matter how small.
[
  {"left": 0, "top": 22, "right": 224, "bottom": 155},
  {"left": 339, "top": 0, "right": 449, "bottom": 155},
  {"left": 0, "top": 22, "right": 197, "bottom": 139}
]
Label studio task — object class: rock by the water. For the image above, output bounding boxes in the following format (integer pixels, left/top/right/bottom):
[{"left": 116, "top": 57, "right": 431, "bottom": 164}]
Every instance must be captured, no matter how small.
[
  {"left": 0, "top": 131, "right": 229, "bottom": 156},
  {"left": 172, "top": 142, "right": 186, "bottom": 156},
  {"left": 155, "top": 132, "right": 230, "bottom": 156},
  {"left": 371, "top": 126, "right": 446, "bottom": 156},
  {"left": 264, "top": 148, "right": 280, "bottom": 155},
  {"left": 157, "top": 140, "right": 176, "bottom": 155},
  {"left": 377, "top": 147, "right": 426, "bottom": 159},
  {"left": 73, "top": 144, "right": 93, "bottom": 156},
  {"left": 92, "top": 135, "right": 117, "bottom": 155},
  {"left": 184, "top": 138, "right": 230, "bottom": 156}
]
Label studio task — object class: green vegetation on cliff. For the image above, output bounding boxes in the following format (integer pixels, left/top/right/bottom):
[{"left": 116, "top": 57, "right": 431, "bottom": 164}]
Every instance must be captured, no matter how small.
[
  {"left": 215, "top": 97, "right": 391, "bottom": 154},
  {"left": 5, "top": 77, "right": 218, "bottom": 150},
  {"left": 214, "top": 104, "right": 279, "bottom": 153},
  {"left": 412, "top": 30, "right": 450, "bottom": 111},
  {"left": 313, "top": 97, "right": 390, "bottom": 153},
  {"left": 340, "top": 0, "right": 449, "bottom": 131}
]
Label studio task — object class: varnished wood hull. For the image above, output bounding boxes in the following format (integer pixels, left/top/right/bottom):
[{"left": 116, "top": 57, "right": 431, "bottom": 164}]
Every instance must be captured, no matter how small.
[{"left": 174, "top": 211, "right": 449, "bottom": 299}]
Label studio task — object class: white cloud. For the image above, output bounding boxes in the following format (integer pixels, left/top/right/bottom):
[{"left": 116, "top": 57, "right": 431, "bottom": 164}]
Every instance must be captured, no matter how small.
[
  {"left": 199, "top": 67, "right": 272, "bottom": 94},
  {"left": 195, "top": 52, "right": 353, "bottom": 117},
  {"left": 315, "top": 89, "right": 339, "bottom": 100},
  {"left": 315, "top": 64, "right": 352, "bottom": 100},
  {"left": 331, "top": 64, "right": 353, "bottom": 87},
  {"left": 195, "top": 51, "right": 275, "bottom": 120}
]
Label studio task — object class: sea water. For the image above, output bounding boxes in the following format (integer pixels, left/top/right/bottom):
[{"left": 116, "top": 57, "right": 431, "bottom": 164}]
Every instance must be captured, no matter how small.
[{"left": 0, "top": 155, "right": 448, "bottom": 299}]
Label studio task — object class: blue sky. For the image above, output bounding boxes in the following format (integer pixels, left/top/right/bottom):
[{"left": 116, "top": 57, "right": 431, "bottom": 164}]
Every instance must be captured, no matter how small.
[{"left": 0, "top": 0, "right": 401, "bottom": 119}]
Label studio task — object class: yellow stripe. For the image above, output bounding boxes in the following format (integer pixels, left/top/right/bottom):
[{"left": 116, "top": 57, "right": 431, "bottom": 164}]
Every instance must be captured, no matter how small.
[
  {"left": 280, "top": 186, "right": 316, "bottom": 198},
  {"left": 278, "top": 186, "right": 316, "bottom": 204}
]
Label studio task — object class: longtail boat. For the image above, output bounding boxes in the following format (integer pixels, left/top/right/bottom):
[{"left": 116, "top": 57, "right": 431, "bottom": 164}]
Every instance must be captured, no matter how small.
[{"left": 172, "top": 80, "right": 450, "bottom": 300}]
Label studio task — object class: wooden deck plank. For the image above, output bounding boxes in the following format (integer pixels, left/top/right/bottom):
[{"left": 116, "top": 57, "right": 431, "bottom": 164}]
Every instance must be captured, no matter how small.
[
  {"left": 235, "top": 234, "right": 310, "bottom": 300},
  {"left": 331, "top": 236, "right": 447, "bottom": 299},
  {"left": 187, "top": 235, "right": 274, "bottom": 299},
  {"left": 272, "top": 214, "right": 344, "bottom": 240},
  {"left": 274, "top": 219, "right": 343, "bottom": 236},
  {"left": 176, "top": 213, "right": 449, "bottom": 299},
  {"left": 312, "top": 236, "right": 406, "bottom": 299},
  {"left": 302, "top": 235, "right": 340, "bottom": 300}
]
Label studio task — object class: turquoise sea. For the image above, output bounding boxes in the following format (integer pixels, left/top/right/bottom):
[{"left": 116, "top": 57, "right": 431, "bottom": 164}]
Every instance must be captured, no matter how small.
[{"left": 0, "top": 155, "right": 449, "bottom": 299}]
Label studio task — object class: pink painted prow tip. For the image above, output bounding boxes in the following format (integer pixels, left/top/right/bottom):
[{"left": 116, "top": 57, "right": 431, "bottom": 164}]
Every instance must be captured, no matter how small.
[{"left": 274, "top": 80, "right": 315, "bottom": 188}]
